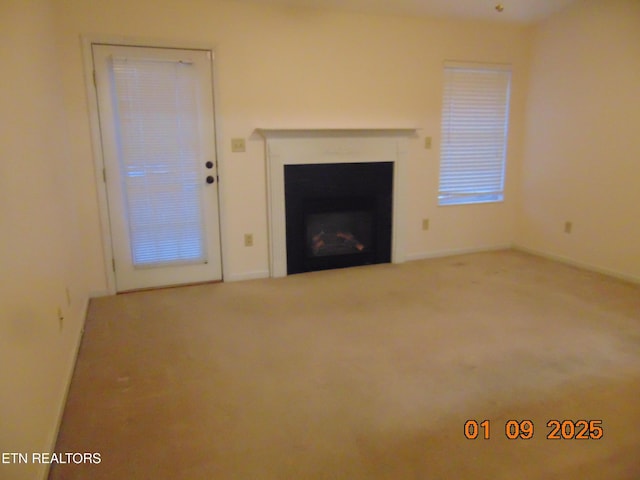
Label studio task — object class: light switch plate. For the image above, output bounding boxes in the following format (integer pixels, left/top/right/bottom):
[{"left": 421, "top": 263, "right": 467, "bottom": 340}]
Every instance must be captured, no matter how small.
[{"left": 231, "top": 138, "right": 246, "bottom": 153}]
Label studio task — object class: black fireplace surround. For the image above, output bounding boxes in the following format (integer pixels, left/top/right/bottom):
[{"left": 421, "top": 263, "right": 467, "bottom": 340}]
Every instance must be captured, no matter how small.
[{"left": 284, "top": 162, "right": 393, "bottom": 274}]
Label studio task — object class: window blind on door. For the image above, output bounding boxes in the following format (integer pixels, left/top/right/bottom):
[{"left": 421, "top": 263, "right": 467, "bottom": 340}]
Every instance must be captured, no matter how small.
[
  {"left": 439, "top": 62, "right": 511, "bottom": 206},
  {"left": 110, "top": 56, "right": 206, "bottom": 267}
]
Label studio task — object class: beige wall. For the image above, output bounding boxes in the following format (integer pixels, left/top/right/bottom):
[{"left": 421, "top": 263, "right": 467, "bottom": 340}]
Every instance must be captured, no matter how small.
[
  {"left": 54, "top": 0, "right": 531, "bottom": 287},
  {"left": 0, "top": 1, "right": 90, "bottom": 479},
  {"left": 517, "top": 0, "right": 640, "bottom": 281}
]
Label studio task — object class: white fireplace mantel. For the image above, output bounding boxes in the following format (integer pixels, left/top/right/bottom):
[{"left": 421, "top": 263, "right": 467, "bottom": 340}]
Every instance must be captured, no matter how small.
[{"left": 257, "top": 128, "right": 417, "bottom": 278}]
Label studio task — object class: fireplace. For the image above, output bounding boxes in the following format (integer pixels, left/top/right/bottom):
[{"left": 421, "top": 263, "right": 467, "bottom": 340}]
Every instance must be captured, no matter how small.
[
  {"left": 258, "top": 128, "right": 413, "bottom": 278},
  {"left": 307, "top": 207, "right": 372, "bottom": 257},
  {"left": 284, "top": 162, "right": 393, "bottom": 274}
]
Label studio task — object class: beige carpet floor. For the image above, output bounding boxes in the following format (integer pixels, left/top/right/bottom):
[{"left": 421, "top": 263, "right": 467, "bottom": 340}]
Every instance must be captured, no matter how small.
[{"left": 51, "top": 250, "right": 640, "bottom": 479}]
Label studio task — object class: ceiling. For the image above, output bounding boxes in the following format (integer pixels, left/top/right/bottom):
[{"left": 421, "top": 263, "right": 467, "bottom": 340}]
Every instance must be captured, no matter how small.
[{"left": 236, "top": 0, "right": 580, "bottom": 23}]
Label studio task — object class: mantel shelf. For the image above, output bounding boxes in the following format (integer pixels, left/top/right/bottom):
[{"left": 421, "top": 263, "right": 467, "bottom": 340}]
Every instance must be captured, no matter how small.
[{"left": 255, "top": 128, "right": 419, "bottom": 139}]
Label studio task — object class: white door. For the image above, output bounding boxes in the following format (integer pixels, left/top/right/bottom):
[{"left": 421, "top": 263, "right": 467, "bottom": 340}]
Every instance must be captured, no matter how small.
[{"left": 93, "top": 44, "right": 222, "bottom": 291}]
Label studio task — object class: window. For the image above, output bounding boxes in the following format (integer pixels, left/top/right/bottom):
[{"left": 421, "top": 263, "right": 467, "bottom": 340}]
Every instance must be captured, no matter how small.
[
  {"left": 438, "top": 62, "right": 511, "bottom": 206},
  {"left": 110, "top": 56, "right": 206, "bottom": 266}
]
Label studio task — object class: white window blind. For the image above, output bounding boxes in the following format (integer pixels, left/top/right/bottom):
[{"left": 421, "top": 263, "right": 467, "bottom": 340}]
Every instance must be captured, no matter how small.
[
  {"left": 439, "top": 62, "right": 511, "bottom": 206},
  {"left": 110, "top": 57, "right": 206, "bottom": 267}
]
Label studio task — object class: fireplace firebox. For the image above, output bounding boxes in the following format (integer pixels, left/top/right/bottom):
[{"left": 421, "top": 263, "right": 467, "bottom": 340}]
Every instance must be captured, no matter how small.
[{"left": 284, "top": 162, "right": 393, "bottom": 274}]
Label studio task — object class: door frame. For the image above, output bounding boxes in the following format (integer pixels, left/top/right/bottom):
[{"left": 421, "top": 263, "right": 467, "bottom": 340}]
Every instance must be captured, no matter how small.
[{"left": 81, "top": 35, "right": 229, "bottom": 294}]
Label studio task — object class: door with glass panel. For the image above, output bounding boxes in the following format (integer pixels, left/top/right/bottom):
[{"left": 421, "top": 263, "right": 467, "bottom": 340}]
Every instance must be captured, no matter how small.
[{"left": 93, "top": 44, "right": 222, "bottom": 291}]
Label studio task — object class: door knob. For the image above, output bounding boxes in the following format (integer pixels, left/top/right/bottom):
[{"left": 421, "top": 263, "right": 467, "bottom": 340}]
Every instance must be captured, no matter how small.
[
  {"left": 206, "top": 176, "right": 215, "bottom": 184},
  {"left": 205, "top": 161, "right": 214, "bottom": 169}
]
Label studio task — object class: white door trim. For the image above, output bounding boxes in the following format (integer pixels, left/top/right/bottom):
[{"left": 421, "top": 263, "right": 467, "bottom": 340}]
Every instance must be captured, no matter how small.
[{"left": 81, "top": 35, "right": 228, "bottom": 294}]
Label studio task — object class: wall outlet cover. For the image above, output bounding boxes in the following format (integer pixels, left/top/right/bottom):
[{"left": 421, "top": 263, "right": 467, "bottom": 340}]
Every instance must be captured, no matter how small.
[{"left": 564, "top": 221, "right": 573, "bottom": 234}]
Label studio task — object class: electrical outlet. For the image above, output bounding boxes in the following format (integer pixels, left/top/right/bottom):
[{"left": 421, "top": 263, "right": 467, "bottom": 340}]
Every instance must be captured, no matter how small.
[
  {"left": 231, "top": 138, "right": 246, "bottom": 153},
  {"left": 424, "top": 136, "right": 432, "bottom": 149},
  {"left": 57, "top": 307, "right": 64, "bottom": 330},
  {"left": 244, "top": 233, "right": 254, "bottom": 247},
  {"left": 422, "top": 218, "right": 430, "bottom": 231},
  {"left": 564, "top": 221, "right": 573, "bottom": 234}
]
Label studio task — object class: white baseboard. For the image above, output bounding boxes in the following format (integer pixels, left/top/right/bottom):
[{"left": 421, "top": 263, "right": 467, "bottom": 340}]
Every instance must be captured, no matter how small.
[
  {"left": 224, "top": 270, "right": 270, "bottom": 282},
  {"left": 43, "top": 296, "right": 90, "bottom": 479},
  {"left": 405, "top": 244, "right": 512, "bottom": 262},
  {"left": 513, "top": 245, "right": 640, "bottom": 285},
  {"left": 89, "top": 289, "right": 111, "bottom": 298}
]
